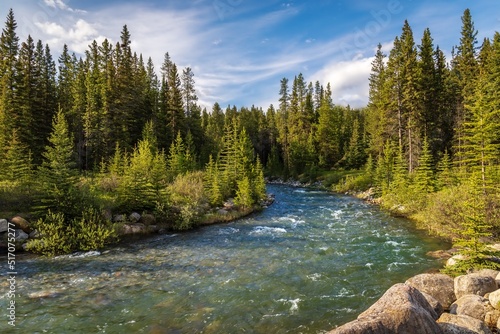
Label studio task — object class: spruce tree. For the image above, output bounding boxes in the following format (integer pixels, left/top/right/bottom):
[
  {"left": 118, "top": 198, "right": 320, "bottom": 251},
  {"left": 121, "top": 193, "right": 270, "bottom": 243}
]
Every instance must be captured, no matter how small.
[{"left": 36, "top": 110, "right": 79, "bottom": 217}]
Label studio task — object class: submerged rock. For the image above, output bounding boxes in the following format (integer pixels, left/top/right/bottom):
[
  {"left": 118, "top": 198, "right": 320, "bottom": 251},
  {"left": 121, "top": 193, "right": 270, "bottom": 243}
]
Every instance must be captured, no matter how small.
[{"left": 329, "top": 283, "right": 443, "bottom": 334}]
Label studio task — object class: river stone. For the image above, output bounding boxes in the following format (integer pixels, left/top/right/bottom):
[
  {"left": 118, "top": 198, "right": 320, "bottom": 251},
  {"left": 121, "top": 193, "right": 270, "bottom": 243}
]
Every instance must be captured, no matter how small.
[
  {"left": 113, "top": 214, "right": 127, "bottom": 222},
  {"left": 437, "top": 313, "right": 492, "bottom": 334},
  {"left": 15, "top": 229, "right": 29, "bottom": 242},
  {"left": 485, "top": 309, "right": 500, "bottom": 329},
  {"left": 328, "top": 283, "right": 443, "bottom": 334},
  {"left": 455, "top": 274, "right": 498, "bottom": 299},
  {"left": 475, "top": 269, "right": 500, "bottom": 281},
  {"left": 421, "top": 291, "right": 444, "bottom": 317},
  {"left": 121, "top": 223, "right": 147, "bottom": 235},
  {"left": 11, "top": 216, "right": 31, "bottom": 233},
  {"left": 488, "top": 289, "right": 500, "bottom": 310},
  {"left": 450, "top": 295, "right": 492, "bottom": 321},
  {"left": 0, "top": 219, "right": 8, "bottom": 233},
  {"left": 129, "top": 212, "right": 141, "bottom": 223},
  {"left": 447, "top": 254, "right": 467, "bottom": 267},
  {"left": 140, "top": 213, "right": 156, "bottom": 226},
  {"left": 406, "top": 273, "right": 456, "bottom": 310}
]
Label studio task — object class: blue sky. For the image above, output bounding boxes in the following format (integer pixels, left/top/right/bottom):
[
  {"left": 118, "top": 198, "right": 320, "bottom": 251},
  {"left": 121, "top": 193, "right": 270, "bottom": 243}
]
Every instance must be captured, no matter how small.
[{"left": 2, "top": 0, "right": 499, "bottom": 110}]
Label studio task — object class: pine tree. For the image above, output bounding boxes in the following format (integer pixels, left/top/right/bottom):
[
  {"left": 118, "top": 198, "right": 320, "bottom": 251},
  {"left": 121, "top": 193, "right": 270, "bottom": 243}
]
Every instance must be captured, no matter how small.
[
  {"left": 204, "top": 155, "right": 223, "bottom": 206},
  {"left": 0, "top": 9, "right": 20, "bottom": 157},
  {"left": 36, "top": 110, "right": 79, "bottom": 217},
  {"left": 414, "top": 138, "right": 436, "bottom": 193},
  {"left": 234, "top": 176, "right": 253, "bottom": 209},
  {"left": 366, "top": 43, "right": 389, "bottom": 156}
]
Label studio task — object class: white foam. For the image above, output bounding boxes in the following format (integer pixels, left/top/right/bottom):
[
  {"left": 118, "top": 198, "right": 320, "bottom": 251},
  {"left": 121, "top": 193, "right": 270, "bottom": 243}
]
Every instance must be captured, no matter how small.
[
  {"left": 217, "top": 227, "right": 240, "bottom": 235},
  {"left": 249, "top": 226, "right": 287, "bottom": 236},
  {"left": 278, "top": 298, "right": 301, "bottom": 313}
]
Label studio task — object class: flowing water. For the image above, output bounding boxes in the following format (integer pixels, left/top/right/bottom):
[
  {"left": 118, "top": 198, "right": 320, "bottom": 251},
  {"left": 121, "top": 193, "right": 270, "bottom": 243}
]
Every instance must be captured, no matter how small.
[{"left": 1, "top": 185, "right": 449, "bottom": 333}]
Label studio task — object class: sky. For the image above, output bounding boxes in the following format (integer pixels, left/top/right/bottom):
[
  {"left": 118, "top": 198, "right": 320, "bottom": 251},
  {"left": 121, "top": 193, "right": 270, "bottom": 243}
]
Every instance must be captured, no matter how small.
[{"left": 2, "top": 0, "right": 499, "bottom": 110}]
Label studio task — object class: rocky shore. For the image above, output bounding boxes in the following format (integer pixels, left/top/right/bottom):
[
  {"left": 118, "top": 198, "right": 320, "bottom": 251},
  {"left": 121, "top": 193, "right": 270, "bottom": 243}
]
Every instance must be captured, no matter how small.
[
  {"left": 330, "top": 270, "right": 500, "bottom": 334},
  {"left": 0, "top": 194, "right": 276, "bottom": 254}
]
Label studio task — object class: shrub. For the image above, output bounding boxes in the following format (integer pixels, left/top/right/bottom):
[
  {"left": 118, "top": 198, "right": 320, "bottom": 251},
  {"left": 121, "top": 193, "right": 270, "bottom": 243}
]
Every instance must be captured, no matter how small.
[
  {"left": 25, "top": 211, "right": 74, "bottom": 256},
  {"left": 167, "top": 171, "right": 207, "bottom": 230}
]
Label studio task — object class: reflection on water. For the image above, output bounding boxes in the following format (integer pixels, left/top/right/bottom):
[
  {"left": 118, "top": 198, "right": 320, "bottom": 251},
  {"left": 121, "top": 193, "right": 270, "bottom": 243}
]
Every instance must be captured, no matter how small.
[{"left": 1, "top": 185, "right": 448, "bottom": 333}]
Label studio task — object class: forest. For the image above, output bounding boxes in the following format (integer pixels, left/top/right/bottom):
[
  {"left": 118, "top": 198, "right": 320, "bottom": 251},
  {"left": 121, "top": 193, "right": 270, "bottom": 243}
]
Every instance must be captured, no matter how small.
[{"left": 0, "top": 8, "right": 499, "bottom": 273}]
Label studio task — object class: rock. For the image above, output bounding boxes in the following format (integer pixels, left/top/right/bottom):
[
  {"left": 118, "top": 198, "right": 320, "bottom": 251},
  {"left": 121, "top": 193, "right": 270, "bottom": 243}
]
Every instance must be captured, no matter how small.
[
  {"left": 129, "top": 212, "right": 141, "bottom": 223},
  {"left": 15, "top": 229, "right": 29, "bottom": 242},
  {"left": 140, "top": 213, "right": 156, "bottom": 226},
  {"left": 447, "top": 254, "right": 467, "bottom": 267},
  {"left": 421, "top": 291, "right": 444, "bottom": 317},
  {"left": 328, "top": 283, "right": 443, "bottom": 334},
  {"left": 455, "top": 274, "right": 498, "bottom": 300},
  {"left": 488, "top": 289, "right": 500, "bottom": 310},
  {"left": 217, "top": 209, "right": 229, "bottom": 216},
  {"left": 28, "top": 290, "right": 61, "bottom": 299},
  {"left": 406, "top": 273, "right": 456, "bottom": 310},
  {"left": 102, "top": 209, "right": 113, "bottom": 222},
  {"left": 437, "top": 313, "right": 492, "bottom": 334},
  {"left": 121, "top": 223, "right": 147, "bottom": 235},
  {"left": 113, "top": 214, "right": 126, "bottom": 223},
  {"left": 450, "top": 295, "right": 492, "bottom": 322},
  {"left": 11, "top": 216, "right": 31, "bottom": 233},
  {"left": 485, "top": 309, "right": 500, "bottom": 329},
  {"left": 426, "top": 250, "right": 453, "bottom": 260},
  {"left": 223, "top": 199, "right": 235, "bottom": 210},
  {"left": 29, "top": 229, "right": 39, "bottom": 239},
  {"left": 0, "top": 219, "right": 8, "bottom": 233},
  {"left": 475, "top": 269, "right": 500, "bottom": 281}
]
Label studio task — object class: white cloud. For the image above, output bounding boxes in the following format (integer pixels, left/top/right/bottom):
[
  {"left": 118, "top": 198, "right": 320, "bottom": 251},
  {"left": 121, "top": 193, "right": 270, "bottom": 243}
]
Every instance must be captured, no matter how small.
[
  {"left": 43, "top": 0, "right": 86, "bottom": 13},
  {"left": 311, "top": 57, "right": 373, "bottom": 108}
]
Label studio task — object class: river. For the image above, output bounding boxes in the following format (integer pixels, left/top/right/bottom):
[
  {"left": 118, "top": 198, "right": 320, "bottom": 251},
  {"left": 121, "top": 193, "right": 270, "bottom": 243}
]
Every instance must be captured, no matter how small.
[{"left": 1, "top": 185, "right": 448, "bottom": 333}]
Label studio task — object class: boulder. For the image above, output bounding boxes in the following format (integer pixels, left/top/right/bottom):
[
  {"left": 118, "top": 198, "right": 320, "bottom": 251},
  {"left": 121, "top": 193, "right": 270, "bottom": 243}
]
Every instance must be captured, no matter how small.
[
  {"left": 328, "top": 283, "right": 443, "bottom": 334},
  {"left": 129, "top": 212, "right": 141, "bottom": 223},
  {"left": 421, "top": 291, "right": 444, "bottom": 317},
  {"left": 406, "top": 273, "right": 456, "bottom": 310},
  {"left": 0, "top": 219, "right": 8, "bottom": 233},
  {"left": 113, "top": 214, "right": 126, "bottom": 223},
  {"left": 450, "top": 295, "right": 492, "bottom": 322},
  {"left": 488, "top": 289, "right": 500, "bottom": 310},
  {"left": 455, "top": 274, "right": 498, "bottom": 299},
  {"left": 121, "top": 223, "right": 148, "bottom": 235},
  {"left": 11, "top": 216, "right": 31, "bottom": 233},
  {"left": 475, "top": 269, "right": 500, "bottom": 281},
  {"left": 447, "top": 254, "right": 467, "bottom": 267},
  {"left": 437, "top": 313, "right": 492, "bottom": 334},
  {"left": 15, "top": 229, "right": 29, "bottom": 242},
  {"left": 139, "top": 213, "right": 156, "bottom": 226},
  {"left": 485, "top": 309, "right": 500, "bottom": 329},
  {"left": 217, "top": 209, "right": 229, "bottom": 216}
]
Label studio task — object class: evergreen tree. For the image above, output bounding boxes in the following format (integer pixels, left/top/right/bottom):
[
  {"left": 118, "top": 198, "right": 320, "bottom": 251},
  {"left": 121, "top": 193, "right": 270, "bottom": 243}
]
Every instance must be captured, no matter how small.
[
  {"left": 414, "top": 138, "right": 436, "bottom": 193},
  {"left": 36, "top": 110, "right": 79, "bottom": 217},
  {"left": 0, "top": 9, "right": 20, "bottom": 157}
]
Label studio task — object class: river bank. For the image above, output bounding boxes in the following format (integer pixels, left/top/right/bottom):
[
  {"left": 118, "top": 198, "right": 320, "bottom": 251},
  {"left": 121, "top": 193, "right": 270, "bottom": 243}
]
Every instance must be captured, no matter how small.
[{"left": 0, "top": 194, "right": 276, "bottom": 255}]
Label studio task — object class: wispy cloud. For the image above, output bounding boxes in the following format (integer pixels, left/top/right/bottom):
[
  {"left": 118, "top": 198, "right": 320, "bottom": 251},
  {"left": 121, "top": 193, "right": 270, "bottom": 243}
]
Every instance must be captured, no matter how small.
[{"left": 43, "top": 0, "right": 86, "bottom": 13}]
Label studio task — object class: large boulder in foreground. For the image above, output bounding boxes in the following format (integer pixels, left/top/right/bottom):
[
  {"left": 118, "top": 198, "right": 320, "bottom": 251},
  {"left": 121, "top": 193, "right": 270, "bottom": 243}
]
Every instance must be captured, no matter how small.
[
  {"left": 437, "top": 313, "right": 492, "bottom": 334},
  {"left": 329, "top": 283, "right": 443, "bottom": 334},
  {"left": 406, "top": 273, "right": 456, "bottom": 310},
  {"left": 455, "top": 274, "right": 498, "bottom": 300}
]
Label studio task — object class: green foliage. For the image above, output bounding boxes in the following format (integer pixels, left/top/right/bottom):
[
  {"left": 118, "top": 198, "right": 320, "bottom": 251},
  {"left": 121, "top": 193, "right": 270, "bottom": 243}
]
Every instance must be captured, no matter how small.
[
  {"left": 234, "top": 176, "right": 254, "bottom": 209},
  {"left": 25, "top": 211, "right": 74, "bottom": 256},
  {"left": 26, "top": 209, "right": 117, "bottom": 256},
  {"left": 167, "top": 171, "right": 206, "bottom": 230}
]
